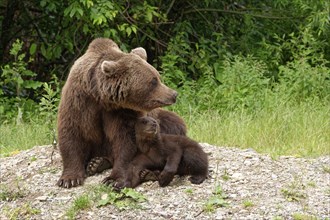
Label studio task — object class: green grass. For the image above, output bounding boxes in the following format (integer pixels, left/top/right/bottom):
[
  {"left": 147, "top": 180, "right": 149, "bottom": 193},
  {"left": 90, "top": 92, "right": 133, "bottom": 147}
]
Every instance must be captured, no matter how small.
[
  {"left": 184, "top": 102, "right": 330, "bottom": 158},
  {"left": 1, "top": 102, "right": 329, "bottom": 158},
  {"left": 0, "top": 120, "right": 54, "bottom": 156},
  {"left": 66, "top": 195, "right": 91, "bottom": 220}
]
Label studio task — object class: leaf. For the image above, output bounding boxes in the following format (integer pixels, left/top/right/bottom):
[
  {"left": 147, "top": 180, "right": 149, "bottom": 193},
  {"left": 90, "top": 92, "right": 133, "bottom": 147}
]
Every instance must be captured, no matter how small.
[
  {"left": 97, "top": 198, "right": 110, "bottom": 207},
  {"left": 29, "top": 43, "right": 37, "bottom": 55},
  {"left": 40, "top": 0, "right": 47, "bottom": 7},
  {"left": 126, "top": 27, "right": 132, "bottom": 37},
  {"left": 122, "top": 188, "right": 146, "bottom": 202},
  {"left": 207, "top": 196, "right": 228, "bottom": 207},
  {"left": 77, "top": 8, "right": 84, "bottom": 17},
  {"left": 40, "top": 44, "right": 47, "bottom": 58},
  {"left": 146, "top": 11, "right": 153, "bottom": 22},
  {"left": 23, "top": 80, "right": 43, "bottom": 89}
]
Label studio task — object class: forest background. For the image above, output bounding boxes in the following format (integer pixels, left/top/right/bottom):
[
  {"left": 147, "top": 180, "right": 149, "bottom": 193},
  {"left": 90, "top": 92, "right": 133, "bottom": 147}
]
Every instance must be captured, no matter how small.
[{"left": 0, "top": 0, "right": 329, "bottom": 158}]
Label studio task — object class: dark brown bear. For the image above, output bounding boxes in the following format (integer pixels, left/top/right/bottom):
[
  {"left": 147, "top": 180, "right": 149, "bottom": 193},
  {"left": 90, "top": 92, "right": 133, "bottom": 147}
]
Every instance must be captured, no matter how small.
[
  {"left": 116, "top": 116, "right": 208, "bottom": 189},
  {"left": 57, "top": 38, "right": 186, "bottom": 188}
]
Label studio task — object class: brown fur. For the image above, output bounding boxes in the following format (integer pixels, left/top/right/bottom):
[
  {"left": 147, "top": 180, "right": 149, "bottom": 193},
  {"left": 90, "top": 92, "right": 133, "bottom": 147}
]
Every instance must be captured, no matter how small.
[
  {"left": 57, "top": 38, "right": 186, "bottom": 188},
  {"left": 116, "top": 116, "right": 208, "bottom": 189}
]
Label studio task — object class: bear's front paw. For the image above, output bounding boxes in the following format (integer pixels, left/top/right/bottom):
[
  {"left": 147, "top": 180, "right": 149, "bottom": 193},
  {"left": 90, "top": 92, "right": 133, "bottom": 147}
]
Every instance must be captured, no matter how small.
[
  {"left": 112, "top": 180, "right": 132, "bottom": 191},
  {"left": 189, "top": 175, "right": 206, "bottom": 184},
  {"left": 57, "top": 175, "right": 85, "bottom": 188},
  {"left": 86, "top": 157, "right": 112, "bottom": 176},
  {"left": 158, "top": 171, "right": 175, "bottom": 187},
  {"left": 101, "top": 176, "right": 116, "bottom": 186}
]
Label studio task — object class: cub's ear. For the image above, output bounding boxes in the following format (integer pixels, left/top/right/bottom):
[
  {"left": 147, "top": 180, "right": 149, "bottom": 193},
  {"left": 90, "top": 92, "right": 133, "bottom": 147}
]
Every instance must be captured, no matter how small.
[
  {"left": 131, "top": 47, "right": 147, "bottom": 60},
  {"left": 101, "top": 60, "right": 118, "bottom": 75}
]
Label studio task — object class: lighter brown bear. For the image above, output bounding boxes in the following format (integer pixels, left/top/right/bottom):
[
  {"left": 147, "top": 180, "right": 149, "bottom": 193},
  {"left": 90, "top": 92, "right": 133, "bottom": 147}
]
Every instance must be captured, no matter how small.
[{"left": 57, "top": 38, "right": 186, "bottom": 188}]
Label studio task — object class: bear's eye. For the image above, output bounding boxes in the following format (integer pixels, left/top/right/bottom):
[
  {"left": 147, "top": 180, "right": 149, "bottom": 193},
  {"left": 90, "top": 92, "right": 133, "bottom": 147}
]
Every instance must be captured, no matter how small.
[{"left": 151, "top": 77, "right": 158, "bottom": 86}]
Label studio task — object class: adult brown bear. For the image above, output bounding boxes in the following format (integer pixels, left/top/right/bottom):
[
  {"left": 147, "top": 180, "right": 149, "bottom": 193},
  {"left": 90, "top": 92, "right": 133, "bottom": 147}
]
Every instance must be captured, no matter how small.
[{"left": 57, "top": 38, "right": 186, "bottom": 188}]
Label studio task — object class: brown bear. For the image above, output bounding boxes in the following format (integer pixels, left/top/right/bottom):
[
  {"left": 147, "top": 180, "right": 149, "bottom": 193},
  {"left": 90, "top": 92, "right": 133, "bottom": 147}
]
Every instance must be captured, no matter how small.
[
  {"left": 57, "top": 38, "right": 186, "bottom": 188},
  {"left": 114, "top": 116, "right": 209, "bottom": 189}
]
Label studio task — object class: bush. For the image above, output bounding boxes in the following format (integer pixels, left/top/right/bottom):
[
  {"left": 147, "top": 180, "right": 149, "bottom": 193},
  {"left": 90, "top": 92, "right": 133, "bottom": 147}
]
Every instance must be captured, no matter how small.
[{"left": 0, "top": 40, "right": 42, "bottom": 123}]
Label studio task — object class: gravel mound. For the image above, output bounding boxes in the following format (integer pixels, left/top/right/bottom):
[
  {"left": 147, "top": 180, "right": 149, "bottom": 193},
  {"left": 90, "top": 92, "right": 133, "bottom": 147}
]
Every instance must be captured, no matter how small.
[{"left": 0, "top": 144, "right": 329, "bottom": 219}]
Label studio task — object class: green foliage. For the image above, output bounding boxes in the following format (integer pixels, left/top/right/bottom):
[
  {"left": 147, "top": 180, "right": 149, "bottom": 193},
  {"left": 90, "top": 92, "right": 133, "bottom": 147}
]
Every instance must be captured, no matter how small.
[
  {"left": 64, "top": 186, "right": 146, "bottom": 219},
  {"left": 2, "top": 203, "right": 40, "bottom": 220},
  {"left": 1, "top": 39, "right": 42, "bottom": 124},
  {"left": 292, "top": 213, "right": 318, "bottom": 220},
  {"left": 214, "top": 55, "right": 270, "bottom": 111},
  {"left": 0, "top": 120, "right": 55, "bottom": 155},
  {"left": 183, "top": 102, "right": 329, "bottom": 158},
  {"left": 203, "top": 185, "right": 229, "bottom": 212},
  {"left": 95, "top": 186, "right": 146, "bottom": 210},
  {"left": 39, "top": 76, "right": 60, "bottom": 145},
  {"left": 66, "top": 195, "right": 91, "bottom": 220},
  {"left": 281, "top": 178, "right": 307, "bottom": 202},
  {"left": 0, "top": 184, "right": 25, "bottom": 202},
  {"left": 242, "top": 200, "right": 254, "bottom": 208}
]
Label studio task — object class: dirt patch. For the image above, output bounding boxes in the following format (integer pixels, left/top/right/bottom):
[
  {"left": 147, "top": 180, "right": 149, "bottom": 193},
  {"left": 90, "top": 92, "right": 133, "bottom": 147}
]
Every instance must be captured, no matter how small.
[{"left": 0, "top": 144, "right": 329, "bottom": 219}]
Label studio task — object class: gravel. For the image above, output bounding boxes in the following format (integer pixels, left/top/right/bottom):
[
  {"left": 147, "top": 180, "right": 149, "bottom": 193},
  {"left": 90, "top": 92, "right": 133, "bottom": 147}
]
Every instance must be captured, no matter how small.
[{"left": 0, "top": 144, "right": 329, "bottom": 219}]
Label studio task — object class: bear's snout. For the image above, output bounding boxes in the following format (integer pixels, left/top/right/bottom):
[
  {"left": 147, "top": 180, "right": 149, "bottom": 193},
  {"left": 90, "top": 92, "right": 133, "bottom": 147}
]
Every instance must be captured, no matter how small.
[{"left": 170, "top": 91, "right": 178, "bottom": 103}]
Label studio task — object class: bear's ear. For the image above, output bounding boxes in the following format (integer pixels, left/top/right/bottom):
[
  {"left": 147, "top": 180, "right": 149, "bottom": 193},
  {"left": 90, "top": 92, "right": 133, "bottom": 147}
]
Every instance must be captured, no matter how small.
[
  {"left": 101, "top": 60, "right": 118, "bottom": 75},
  {"left": 131, "top": 47, "right": 147, "bottom": 60}
]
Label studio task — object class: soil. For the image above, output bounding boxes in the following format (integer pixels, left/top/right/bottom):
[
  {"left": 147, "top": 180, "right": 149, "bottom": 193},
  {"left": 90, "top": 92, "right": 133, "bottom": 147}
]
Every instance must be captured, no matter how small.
[{"left": 0, "top": 144, "right": 329, "bottom": 219}]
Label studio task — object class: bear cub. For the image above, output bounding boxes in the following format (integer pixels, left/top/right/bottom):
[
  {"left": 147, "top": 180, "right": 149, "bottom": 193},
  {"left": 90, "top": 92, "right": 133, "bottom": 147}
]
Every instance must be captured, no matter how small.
[{"left": 117, "top": 116, "right": 208, "bottom": 189}]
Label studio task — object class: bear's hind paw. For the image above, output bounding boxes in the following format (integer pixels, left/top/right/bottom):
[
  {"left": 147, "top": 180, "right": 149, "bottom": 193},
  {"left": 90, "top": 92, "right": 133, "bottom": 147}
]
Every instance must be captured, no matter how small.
[
  {"left": 139, "top": 169, "right": 159, "bottom": 182},
  {"left": 86, "top": 157, "right": 112, "bottom": 176}
]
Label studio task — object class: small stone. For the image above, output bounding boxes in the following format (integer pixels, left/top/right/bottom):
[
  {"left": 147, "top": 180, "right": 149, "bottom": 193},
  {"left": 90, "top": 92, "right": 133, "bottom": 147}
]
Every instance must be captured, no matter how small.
[
  {"left": 101, "top": 193, "right": 108, "bottom": 200},
  {"left": 36, "top": 195, "right": 48, "bottom": 201},
  {"left": 232, "top": 172, "right": 244, "bottom": 180}
]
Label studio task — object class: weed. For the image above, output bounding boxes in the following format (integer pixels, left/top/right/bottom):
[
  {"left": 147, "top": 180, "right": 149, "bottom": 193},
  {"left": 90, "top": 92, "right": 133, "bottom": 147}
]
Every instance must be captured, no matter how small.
[
  {"left": 281, "top": 188, "right": 306, "bottom": 202},
  {"left": 0, "top": 176, "right": 26, "bottom": 202},
  {"left": 0, "top": 185, "right": 25, "bottom": 201},
  {"left": 3, "top": 203, "right": 40, "bottom": 220},
  {"left": 322, "top": 165, "right": 330, "bottom": 174},
  {"left": 66, "top": 194, "right": 91, "bottom": 220},
  {"left": 281, "top": 181, "right": 307, "bottom": 202},
  {"left": 30, "top": 156, "right": 37, "bottom": 162},
  {"left": 64, "top": 185, "right": 147, "bottom": 218},
  {"left": 185, "top": 188, "right": 193, "bottom": 194},
  {"left": 203, "top": 185, "right": 228, "bottom": 212},
  {"left": 292, "top": 213, "right": 317, "bottom": 220},
  {"left": 306, "top": 181, "right": 316, "bottom": 188},
  {"left": 95, "top": 186, "right": 146, "bottom": 210},
  {"left": 242, "top": 200, "right": 254, "bottom": 208},
  {"left": 221, "top": 169, "right": 230, "bottom": 181},
  {"left": 325, "top": 188, "right": 330, "bottom": 196}
]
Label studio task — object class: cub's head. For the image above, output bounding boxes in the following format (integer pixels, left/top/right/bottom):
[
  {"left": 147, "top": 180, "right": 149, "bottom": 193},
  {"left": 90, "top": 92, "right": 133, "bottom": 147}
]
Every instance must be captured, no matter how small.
[
  {"left": 135, "top": 116, "right": 160, "bottom": 153},
  {"left": 135, "top": 116, "right": 160, "bottom": 137},
  {"left": 98, "top": 44, "right": 178, "bottom": 112}
]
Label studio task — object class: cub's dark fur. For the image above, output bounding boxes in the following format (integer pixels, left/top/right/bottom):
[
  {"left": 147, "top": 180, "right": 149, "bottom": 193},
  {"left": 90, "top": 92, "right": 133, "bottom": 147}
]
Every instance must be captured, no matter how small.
[{"left": 117, "top": 116, "right": 208, "bottom": 188}]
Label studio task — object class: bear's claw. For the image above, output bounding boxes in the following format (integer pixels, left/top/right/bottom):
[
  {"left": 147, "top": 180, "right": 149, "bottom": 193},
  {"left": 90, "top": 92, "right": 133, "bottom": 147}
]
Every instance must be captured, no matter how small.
[{"left": 57, "top": 177, "right": 84, "bottom": 188}]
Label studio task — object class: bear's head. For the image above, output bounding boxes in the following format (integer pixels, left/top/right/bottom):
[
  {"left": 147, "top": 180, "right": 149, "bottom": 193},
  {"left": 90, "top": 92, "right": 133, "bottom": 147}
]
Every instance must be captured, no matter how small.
[
  {"left": 97, "top": 46, "right": 178, "bottom": 112},
  {"left": 135, "top": 116, "right": 161, "bottom": 153}
]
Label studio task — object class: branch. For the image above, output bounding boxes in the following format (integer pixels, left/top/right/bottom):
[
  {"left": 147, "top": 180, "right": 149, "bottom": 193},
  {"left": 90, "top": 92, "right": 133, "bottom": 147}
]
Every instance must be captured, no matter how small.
[
  {"left": 165, "top": 0, "right": 176, "bottom": 17},
  {"left": 120, "top": 11, "right": 167, "bottom": 48},
  {"left": 22, "top": 2, "right": 48, "bottom": 45}
]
